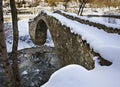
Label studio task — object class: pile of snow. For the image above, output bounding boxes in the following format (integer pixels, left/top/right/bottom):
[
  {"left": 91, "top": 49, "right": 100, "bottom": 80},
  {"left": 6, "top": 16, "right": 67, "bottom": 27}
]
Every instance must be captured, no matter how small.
[
  {"left": 42, "top": 58, "right": 120, "bottom": 87},
  {"left": 22, "top": 70, "right": 28, "bottom": 75}
]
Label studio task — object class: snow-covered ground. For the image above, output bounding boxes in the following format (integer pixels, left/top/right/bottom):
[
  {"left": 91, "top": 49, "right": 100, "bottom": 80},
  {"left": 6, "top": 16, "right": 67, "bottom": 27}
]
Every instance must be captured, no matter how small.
[
  {"left": 41, "top": 61, "right": 120, "bottom": 87},
  {"left": 5, "top": 20, "right": 34, "bottom": 52},
  {"left": 41, "top": 11, "right": 120, "bottom": 87}
]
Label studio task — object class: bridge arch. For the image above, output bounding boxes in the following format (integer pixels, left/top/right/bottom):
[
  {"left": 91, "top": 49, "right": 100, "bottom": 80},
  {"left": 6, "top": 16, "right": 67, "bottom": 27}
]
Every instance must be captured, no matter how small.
[{"left": 29, "top": 11, "right": 95, "bottom": 70}]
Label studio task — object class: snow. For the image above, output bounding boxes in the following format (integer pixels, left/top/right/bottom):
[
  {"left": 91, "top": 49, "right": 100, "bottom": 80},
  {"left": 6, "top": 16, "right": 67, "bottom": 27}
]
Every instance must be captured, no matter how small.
[
  {"left": 87, "top": 17, "right": 120, "bottom": 26},
  {"left": 44, "top": 29, "right": 54, "bottom": 47},
  {"left": 41, "top": 11, "right": 120, "bottom": 87},
  {"left": 41, "top": 58, "right": 120, "bottom": 87},
  {"left": 35, "top": 69, "right": 40, "bottom": 72},
  {"left": 22, "top": 70, "right": 28, "bottom": 75}
]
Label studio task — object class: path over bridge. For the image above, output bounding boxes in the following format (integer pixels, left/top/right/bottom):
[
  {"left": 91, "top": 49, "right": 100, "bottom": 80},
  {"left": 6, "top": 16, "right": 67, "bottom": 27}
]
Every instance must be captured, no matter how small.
[{"left": 29, "top": 10, "right": 113, "bottom": 70}]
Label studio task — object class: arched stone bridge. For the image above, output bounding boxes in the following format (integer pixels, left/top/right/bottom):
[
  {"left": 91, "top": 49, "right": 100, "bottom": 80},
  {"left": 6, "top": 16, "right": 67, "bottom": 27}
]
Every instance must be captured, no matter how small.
[{"left": 29, "top": 10, "right": 112, "bottom": 70}]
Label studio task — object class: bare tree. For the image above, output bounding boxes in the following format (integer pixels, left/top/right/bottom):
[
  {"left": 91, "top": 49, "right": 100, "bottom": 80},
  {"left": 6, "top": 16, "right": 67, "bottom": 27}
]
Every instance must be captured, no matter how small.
[
  {"left": 0, "top": 1, "right": 15, "bottom": 87},
  {"left": 9, "top": 0, "right": 21, "bottom": 87},
  {"left": 78, "top": 0, "right": 88, "bottom": 15}
]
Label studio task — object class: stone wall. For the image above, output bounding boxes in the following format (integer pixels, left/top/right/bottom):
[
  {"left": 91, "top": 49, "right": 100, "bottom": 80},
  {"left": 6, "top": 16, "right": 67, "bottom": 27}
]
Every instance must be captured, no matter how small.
[
  {"left": 49, "top": 22, "right": 95, "bottom": 70},
  {"left": 86, "top": 15, "right": 120, "bottom": 19},
  {"left": 29, "top": 11, "right": 112, "bottom": 70},
  {"left": 54, "top": 10, "right": 120, "bottom": 35}
]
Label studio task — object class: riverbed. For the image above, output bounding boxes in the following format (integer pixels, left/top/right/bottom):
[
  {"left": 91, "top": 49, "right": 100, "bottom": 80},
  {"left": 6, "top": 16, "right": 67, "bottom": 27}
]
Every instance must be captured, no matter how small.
[{"left": 0, "top": 46, "right": 60, "bottom": 87}]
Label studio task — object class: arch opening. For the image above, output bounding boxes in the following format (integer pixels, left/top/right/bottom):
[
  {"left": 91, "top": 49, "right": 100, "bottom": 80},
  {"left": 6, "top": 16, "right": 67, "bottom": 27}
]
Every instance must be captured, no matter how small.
[{"left": 35, "top": 19, "right": 48, "bottom": 45}]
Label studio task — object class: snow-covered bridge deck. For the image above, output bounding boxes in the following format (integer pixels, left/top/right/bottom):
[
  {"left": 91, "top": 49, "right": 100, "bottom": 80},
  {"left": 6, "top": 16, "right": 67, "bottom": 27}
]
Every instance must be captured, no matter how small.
[
  {"left": 29, "top": 10, "right": 120, "bottom": 70},
  {"left": 54, "top": 10, "right": 120, "bottom": 34}
]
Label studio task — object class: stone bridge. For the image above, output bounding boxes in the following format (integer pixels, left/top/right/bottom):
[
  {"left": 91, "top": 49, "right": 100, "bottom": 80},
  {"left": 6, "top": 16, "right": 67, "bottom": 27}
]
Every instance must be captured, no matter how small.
[{"left": 29, "top": 10, "right": 112, "bottom": 70}]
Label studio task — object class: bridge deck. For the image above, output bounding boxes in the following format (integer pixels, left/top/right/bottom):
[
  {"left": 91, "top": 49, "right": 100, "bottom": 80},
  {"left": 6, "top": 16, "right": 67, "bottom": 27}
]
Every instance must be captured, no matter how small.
[
  {"left": 56, "top": 11, "right": 120, "bottom": 29},
  {"left": 54, "top": 10, "right": 120, "bottom": 34}
]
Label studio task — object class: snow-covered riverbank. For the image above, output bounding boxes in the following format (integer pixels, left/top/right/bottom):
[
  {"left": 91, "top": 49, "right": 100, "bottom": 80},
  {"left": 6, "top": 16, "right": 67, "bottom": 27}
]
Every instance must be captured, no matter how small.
[{"left": 4, "top": 19, "right": 54, "bottom": 52}]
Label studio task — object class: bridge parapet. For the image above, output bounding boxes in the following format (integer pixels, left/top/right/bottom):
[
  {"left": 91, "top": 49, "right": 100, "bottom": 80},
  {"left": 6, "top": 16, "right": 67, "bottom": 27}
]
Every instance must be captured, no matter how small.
[
  {"left": 29, "top": 10, "right": 112, "bottom": 70},
  {"left": 54, "top": 10, "right": 120, "bottom": 35}
]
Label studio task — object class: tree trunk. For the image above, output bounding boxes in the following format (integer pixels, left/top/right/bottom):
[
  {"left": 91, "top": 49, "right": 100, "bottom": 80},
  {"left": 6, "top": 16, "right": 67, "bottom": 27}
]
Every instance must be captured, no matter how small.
[
  {"left": 9, "top": 0, "right": 21, "bottom": 87},
  {"left": 78, "top": 2, "right": 83, "bottom": 15},
  {"left": 79, "top": 0, "right": 88, "bottom": 16},
  {"left": 80, "top": 1, "right": 86, "bottom": 16},
  {"left": 0, "top": 1, "right": 15, "bottom": 87},
  {"left": 64, "top": 2, "right": 68, "bottom": 11}
]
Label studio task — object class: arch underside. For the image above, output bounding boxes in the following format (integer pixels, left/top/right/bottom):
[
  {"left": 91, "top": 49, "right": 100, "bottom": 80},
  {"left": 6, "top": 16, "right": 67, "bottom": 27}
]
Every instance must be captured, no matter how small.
[{"left": 35, "top": 19, "right": 48, "bottom": 45}]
